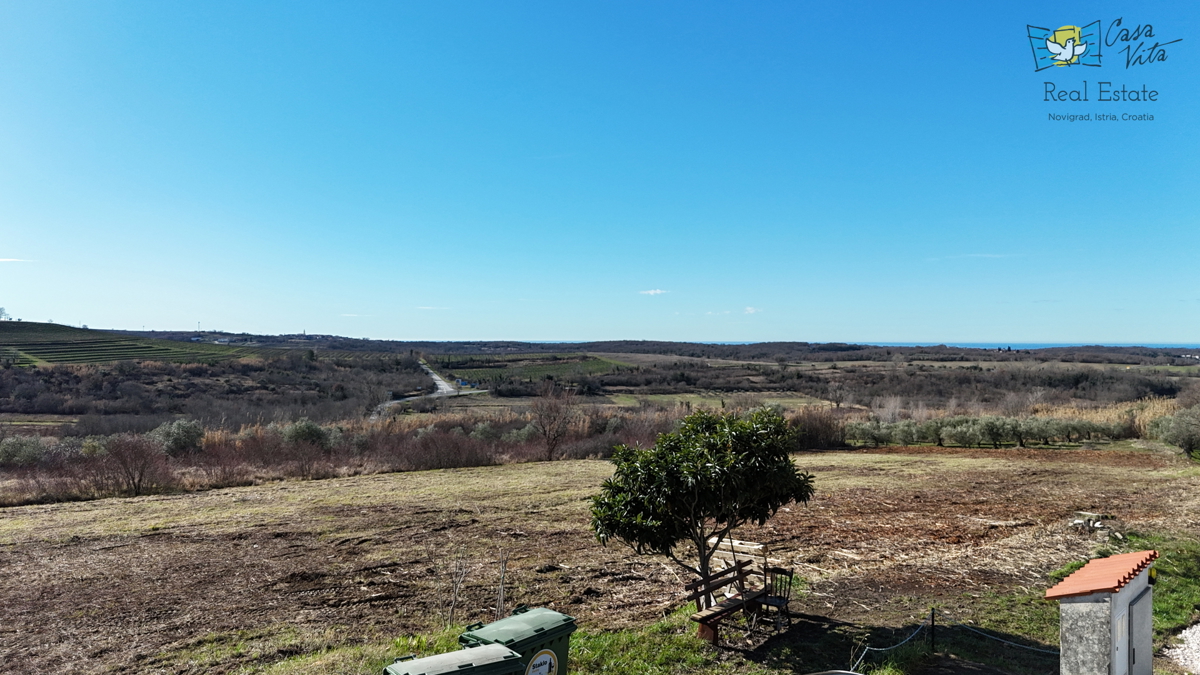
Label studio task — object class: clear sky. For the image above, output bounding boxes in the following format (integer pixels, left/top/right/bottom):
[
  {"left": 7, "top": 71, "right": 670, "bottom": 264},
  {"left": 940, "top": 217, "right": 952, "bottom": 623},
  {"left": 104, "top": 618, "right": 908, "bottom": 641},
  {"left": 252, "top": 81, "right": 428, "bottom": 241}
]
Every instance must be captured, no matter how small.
[{"left": 1, "top": 1, "right": 1196, "bottom": 343}]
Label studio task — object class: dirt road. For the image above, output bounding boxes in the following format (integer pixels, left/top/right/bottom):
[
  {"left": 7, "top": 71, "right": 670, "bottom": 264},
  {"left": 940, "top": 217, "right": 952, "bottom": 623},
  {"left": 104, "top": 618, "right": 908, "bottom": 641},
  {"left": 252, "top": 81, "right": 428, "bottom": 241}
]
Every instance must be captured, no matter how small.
[{"left": 369, "top": 362, "right": 485, "bottom": 420}]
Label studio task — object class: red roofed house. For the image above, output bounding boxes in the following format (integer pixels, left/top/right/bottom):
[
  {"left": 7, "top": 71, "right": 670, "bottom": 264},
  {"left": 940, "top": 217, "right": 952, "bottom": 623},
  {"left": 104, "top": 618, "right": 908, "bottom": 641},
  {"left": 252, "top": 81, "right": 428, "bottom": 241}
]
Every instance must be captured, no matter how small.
[{"left": 1045, "top": 550, "right": 1158, "bottom": 675}]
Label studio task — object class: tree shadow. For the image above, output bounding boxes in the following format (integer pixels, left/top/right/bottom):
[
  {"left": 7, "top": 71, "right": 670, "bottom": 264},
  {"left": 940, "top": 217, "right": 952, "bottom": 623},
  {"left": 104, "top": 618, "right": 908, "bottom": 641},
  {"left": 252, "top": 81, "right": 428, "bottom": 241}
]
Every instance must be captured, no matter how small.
[{"left": 725, "top": 612, "right": 1059, "bottom": 675}]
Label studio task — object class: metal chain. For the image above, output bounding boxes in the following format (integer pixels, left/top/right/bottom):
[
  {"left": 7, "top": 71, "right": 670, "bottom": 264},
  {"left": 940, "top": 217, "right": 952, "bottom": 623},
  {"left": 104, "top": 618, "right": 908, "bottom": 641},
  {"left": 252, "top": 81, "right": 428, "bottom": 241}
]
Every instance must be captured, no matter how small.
[{"left": 851, "top": 616, "right": 930, "bottom": 671}]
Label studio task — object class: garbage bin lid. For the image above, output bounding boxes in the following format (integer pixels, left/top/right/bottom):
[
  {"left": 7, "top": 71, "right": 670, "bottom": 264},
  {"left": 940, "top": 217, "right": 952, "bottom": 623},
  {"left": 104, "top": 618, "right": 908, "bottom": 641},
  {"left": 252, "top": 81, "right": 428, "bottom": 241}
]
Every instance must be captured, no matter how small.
[
  {"left": 461, "top": 607, "right": 577, "bottom": 647},
  {"left": 383, "top": 644, "right": 524, "bottom": 675}
]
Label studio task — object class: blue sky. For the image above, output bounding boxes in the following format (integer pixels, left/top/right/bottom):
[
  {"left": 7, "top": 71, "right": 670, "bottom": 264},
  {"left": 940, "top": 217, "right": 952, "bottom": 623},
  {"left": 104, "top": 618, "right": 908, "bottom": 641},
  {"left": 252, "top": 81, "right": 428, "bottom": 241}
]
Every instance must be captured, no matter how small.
[{"left": 1, "top": 1, "right": 1196, "bottom": 343}]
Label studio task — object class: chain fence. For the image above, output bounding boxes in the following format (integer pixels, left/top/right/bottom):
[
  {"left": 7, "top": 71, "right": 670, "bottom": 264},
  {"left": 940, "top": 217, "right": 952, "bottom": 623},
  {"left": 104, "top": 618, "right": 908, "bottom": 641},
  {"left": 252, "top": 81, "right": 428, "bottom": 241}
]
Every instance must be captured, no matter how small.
[{"left": 847, "top": 606, "right": 1060, "bottom": 673}]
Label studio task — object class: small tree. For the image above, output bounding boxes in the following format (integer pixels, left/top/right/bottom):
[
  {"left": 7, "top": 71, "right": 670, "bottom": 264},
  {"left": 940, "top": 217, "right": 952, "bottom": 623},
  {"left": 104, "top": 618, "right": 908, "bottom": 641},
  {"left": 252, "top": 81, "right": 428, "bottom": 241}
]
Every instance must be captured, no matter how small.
[
  {"left": 827, "top": 382, "right": 847, "bottom": 408},
  {"left": 591, "top": 408, "right": 815, "bottom": 580},
  {"left": 530, "top": 381, "right": 577, "bottom": 461}
]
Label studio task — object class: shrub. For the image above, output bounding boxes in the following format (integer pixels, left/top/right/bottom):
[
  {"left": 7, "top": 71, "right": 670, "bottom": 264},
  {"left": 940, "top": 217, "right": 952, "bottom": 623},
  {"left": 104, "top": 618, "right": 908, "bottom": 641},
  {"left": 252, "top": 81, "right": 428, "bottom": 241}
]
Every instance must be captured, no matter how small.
[
  {"left": 501, "top": 423, "right": 538, "bottom": 444},
  {"left": 469, "top": 422, "right": 500, "bottom": 441},
  {"left": 407, "top": 431, "right": 495, "bottom": 470},
  {"left": 788, "top": 406, "right": 846, "bottom": 449},
  {"left": 0, "top": 436, "right": 47, "bottom": 467},
  {"left": 282, "top": 418, "right": 330, "bottom": 451},
  {"left": 148, "top": 419, "right": 205, "bottom": 456},
  {"left": 1150, "top": 405, "right": 1200, "bottom": 457},
  {"left": 604, "top": 416, "right": 624, "bottom": 435},
  {"left": 102, "top": 434, "right": 174, "bottom": 496},
  {"left": 558, "top": 433, "right": 621, "bottom": 460}
]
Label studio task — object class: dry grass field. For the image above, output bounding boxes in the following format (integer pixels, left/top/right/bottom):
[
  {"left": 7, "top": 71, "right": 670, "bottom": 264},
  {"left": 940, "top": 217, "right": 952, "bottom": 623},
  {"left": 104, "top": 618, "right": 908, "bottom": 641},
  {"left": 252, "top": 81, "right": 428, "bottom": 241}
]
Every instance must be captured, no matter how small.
[{"left": 1, "top": 446, "right": 1197, "bottom": 674}]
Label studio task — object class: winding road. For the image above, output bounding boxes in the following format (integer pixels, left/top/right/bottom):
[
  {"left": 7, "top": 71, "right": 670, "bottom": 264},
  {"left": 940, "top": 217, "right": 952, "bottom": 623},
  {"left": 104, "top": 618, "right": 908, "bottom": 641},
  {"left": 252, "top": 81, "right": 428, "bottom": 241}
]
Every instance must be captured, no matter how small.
[{"left": 368, "top": 361, "right": 486, "bottom": 421}]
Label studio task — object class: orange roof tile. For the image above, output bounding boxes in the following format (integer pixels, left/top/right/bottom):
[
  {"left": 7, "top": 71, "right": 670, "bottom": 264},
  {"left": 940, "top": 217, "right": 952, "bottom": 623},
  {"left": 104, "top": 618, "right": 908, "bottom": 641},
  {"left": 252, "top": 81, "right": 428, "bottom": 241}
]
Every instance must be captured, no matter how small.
[{"left": 1044, "top": 550, "right": 1158, "bottom": 600}]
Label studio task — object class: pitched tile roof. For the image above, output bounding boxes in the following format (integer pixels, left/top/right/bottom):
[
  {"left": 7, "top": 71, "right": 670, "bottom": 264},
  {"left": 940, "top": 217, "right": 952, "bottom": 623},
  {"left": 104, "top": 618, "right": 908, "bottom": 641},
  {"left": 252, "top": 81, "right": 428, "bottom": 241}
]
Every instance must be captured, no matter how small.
[{"left": 1044, "top": 550, "right": 1158, "bottom": 600}]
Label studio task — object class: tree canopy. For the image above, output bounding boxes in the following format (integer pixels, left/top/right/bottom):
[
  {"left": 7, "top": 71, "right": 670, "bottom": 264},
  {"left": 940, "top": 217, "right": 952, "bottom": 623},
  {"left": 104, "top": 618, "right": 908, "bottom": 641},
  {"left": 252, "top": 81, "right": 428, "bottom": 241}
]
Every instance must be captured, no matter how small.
[{"left": 590, "top": 408, "right": 815, "bottom": 578}]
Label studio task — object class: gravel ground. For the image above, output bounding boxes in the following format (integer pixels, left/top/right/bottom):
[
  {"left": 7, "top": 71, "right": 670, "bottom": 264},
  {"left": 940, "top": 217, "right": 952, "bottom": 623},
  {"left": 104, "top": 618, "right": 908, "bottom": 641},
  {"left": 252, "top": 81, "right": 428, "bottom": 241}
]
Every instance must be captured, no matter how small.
[{"left": 1166, "top": 623, "right": 1200, "bottom": 673}]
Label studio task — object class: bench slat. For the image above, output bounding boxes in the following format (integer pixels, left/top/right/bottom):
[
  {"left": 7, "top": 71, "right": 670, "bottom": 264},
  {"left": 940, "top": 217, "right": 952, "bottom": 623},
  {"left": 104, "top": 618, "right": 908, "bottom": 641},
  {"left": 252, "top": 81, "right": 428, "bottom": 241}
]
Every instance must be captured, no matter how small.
[
  {"left": 683, "top": 559, "right": 752, "bottom": 592},
  {"left": 685, "top": 569, "right": 752, "bottom": 603},
  {"left": 690, "top": 589, "right": 766, "bottom": 623}
]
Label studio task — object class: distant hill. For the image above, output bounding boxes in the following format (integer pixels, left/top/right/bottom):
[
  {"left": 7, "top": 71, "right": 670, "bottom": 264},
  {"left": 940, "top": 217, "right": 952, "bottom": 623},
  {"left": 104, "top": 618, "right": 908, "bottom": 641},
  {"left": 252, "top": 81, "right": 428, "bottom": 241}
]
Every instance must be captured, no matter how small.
[
  {"left": 111, "top": 329, "right": 1200, "bottom": 366},
  {"left": 0, "top": 322, "right": 285, "bottom": 365}
]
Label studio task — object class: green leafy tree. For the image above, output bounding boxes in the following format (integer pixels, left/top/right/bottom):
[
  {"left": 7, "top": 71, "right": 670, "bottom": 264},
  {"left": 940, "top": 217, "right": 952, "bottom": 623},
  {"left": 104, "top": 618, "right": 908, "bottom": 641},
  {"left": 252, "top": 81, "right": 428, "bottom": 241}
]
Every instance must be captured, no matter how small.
[{"left": 590, "top": 408, "right": 815, "bottom": 579}]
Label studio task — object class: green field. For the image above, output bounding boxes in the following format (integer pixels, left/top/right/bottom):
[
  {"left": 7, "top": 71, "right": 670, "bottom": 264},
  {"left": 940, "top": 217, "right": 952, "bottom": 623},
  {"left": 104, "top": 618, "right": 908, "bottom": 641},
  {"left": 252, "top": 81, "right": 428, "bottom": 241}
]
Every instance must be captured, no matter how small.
[
  {"left": 431, "top": 353, "right": 633, "bottom": 383},
  {"left": 0, "top": 322, "right": 286, "bottom": 365},
  {"left": 606, "top": 392, "right": 825, "bottom": 410}
]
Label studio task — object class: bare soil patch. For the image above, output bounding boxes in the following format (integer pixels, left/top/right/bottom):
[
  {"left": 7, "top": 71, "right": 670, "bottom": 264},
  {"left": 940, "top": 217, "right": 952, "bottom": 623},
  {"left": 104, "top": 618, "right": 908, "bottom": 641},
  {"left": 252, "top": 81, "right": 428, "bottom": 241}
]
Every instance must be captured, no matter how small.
[{"left": 1, "top": 448, "right": 1196, "bottom": 673}]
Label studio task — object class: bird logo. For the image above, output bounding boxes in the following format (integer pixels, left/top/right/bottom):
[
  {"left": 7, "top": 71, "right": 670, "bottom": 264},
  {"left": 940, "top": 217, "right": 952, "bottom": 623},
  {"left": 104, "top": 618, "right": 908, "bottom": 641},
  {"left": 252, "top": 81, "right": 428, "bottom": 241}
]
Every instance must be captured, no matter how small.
[
  {"left": 1045, "top": 27, "right": 1088, "bottom": 65},
  {"left": 1047, "top": 35, "right": 1088, "bottom": 64},
  {"left": 1027, "top": 21, "right": 1102, "bottom": 71}
]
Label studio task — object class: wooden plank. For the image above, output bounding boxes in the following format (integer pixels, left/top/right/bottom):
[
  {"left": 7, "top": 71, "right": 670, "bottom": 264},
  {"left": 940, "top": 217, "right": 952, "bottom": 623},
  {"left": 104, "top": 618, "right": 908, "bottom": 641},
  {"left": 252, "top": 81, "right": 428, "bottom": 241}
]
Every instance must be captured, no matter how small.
[
  {"left": 690, "top": 589, "right": 766, "bottom": 622},
  {"left": 707, "top": 536, "right": 766, "bottom": 555},
  {"left": 683, "top": 559, "right": 751, "bottom": 591},
  {"left": 712, "top": 552, "right": 785, "bottom": 567},
  {"left": 685, "top": 571, "right": 749, "bottom": 603}
]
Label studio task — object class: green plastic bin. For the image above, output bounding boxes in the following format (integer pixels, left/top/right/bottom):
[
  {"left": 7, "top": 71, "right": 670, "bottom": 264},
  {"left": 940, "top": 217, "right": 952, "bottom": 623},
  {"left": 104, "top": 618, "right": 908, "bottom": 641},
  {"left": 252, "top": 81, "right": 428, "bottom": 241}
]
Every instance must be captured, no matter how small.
[
  {"left": 460, "top": 606, "right": 577, "bottom": 675},
  {"left": 383, "top": 643, "right": 525, "bottom": 675}
]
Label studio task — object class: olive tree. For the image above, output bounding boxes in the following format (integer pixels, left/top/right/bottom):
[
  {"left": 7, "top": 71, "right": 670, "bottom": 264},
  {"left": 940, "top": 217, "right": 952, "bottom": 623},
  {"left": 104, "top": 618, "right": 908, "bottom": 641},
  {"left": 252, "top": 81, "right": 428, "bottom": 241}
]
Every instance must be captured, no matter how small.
[
  {"left": 590, "top": 408, "right": 815, "bottom": 579},
  {"left": 1154, "top": 405, "right": 1200, "bottom": 457}
]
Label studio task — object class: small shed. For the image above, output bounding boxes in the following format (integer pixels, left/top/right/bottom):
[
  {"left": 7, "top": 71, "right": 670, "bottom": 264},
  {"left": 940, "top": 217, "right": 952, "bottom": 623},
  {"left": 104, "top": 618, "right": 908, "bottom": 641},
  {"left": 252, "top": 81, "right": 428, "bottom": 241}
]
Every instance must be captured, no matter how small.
[{"left": 1045, "top": 550, "right": 1158, "bottom": 675}]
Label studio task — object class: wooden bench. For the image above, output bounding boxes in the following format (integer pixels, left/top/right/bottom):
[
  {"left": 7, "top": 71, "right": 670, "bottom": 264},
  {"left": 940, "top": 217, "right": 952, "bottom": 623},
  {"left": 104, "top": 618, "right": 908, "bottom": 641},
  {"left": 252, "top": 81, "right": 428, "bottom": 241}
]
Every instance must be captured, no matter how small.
[{"left": 684, "top": 559, "right": 766, "bottom": 644}]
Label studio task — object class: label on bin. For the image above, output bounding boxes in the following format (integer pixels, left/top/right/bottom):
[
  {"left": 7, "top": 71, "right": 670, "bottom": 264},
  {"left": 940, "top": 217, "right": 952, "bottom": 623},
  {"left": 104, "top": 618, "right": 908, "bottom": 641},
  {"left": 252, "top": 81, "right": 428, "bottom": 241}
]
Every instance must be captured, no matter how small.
[{"left": 525, "top": 648, "right": 557, "bottom": 675}]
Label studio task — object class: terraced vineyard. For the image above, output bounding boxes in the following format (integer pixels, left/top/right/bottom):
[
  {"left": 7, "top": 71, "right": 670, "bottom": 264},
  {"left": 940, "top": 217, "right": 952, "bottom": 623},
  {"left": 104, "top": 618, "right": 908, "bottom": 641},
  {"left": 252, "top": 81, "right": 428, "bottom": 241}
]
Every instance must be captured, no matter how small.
[{"left": 0, "top": 322, "right": 285, "bottom": 365}]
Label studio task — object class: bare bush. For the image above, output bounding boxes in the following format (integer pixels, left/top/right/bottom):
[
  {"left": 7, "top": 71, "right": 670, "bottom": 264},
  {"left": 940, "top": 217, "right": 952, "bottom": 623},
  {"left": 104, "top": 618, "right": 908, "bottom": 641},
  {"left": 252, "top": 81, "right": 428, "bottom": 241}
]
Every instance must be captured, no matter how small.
[
  {"left": 530, "top": 382, "right": 578, "bottom": 461},
  {"left": 871, "top": 396, "right": 904, "bottom": 423},
  {"left": 557, "top": 434, "right": 620, "bottom": 460},
  {"left": 727, "top": 393, "right": 764, "bottom": 411},
  {"left": 102, "top": 434, "right": 174, "bottom": 497},
  {"left": 788, "top": 406, "right": 847, "bottom": 450}
]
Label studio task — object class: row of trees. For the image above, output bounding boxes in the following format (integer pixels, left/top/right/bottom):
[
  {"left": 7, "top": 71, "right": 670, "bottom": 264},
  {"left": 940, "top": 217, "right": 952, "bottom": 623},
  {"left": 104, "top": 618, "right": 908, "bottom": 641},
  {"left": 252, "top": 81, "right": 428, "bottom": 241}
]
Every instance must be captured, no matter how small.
[{"left": 844, "top": 415, "right": 1128, "bottom": 448}]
